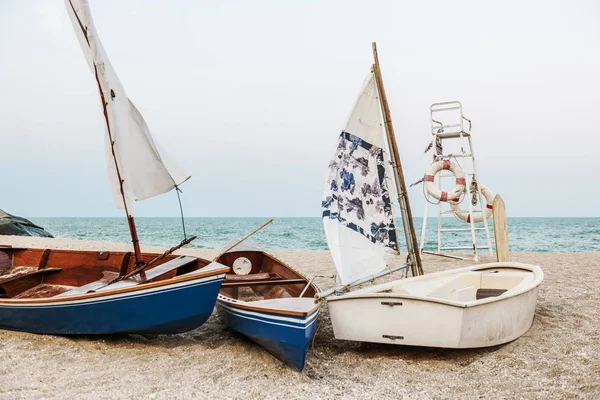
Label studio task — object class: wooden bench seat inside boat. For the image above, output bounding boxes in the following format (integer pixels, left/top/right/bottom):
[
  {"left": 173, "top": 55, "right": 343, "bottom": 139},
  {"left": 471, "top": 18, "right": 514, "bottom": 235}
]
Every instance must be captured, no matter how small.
[
  {"left": 0, "top": 268, "right": 61, "bottom": 298},
  {"left": 222, "top": 272, "right": 306, "bottom": 287},
  {"left": 225, "top": 272, "right": 271, "bottom": 282},
  {"left": 55, "top": 256, "right": 197, "bottom": 297},
  {"left": 222, "top": 278, "right": 306, "bottom": 287}
]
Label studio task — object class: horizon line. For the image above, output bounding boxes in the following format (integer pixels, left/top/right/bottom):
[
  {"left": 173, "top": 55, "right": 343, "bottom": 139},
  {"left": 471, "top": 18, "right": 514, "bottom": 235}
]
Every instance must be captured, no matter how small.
[{"left": 26, "top": 215, "right": 600, "bottom": 219}]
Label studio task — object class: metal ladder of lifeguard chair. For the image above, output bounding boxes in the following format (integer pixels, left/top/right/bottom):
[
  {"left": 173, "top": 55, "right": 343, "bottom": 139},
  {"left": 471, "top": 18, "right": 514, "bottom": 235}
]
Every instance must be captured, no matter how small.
[{"left": 418, "top": 101, "right": 493, "bottom": 261}]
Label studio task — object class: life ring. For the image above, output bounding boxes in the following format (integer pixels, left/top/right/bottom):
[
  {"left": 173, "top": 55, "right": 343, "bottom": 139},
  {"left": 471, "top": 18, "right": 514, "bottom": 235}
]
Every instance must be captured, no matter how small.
[
  {"left": 424, "top": 160, "right": 466, "bottom": 202},
  {"left": 450, "top": 185, "right": 494, "bottom": 223}
]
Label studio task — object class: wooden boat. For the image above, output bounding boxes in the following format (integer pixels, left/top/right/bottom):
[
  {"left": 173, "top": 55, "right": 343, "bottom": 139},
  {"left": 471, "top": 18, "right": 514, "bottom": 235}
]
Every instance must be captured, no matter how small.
[
  {"left": 0, "top": 1, "right": 229, "bottom": 335},
  {"left": 317, "top": 43, "right": 544, "bottom": 348},
  {"left": 0, "top": 246, "right": 227, "bottom": 334},
  {"left": 327, "top": 262, "right": 543, "bottom": 348},
  {"left": 215, "top": 241, "right": 320, "bottom": 371}
]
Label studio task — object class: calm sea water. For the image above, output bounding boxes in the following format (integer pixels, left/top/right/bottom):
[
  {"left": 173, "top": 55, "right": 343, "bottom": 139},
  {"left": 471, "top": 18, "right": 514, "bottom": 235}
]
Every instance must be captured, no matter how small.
[{"left": 29, "top": 217, "right": 600, "bottom": 252}]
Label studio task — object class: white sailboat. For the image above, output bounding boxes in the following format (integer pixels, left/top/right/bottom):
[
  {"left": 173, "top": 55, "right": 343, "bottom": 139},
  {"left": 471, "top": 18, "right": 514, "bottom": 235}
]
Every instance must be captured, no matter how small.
[{"left": 318, "top": 43, "right": 543, "bottom": 348}]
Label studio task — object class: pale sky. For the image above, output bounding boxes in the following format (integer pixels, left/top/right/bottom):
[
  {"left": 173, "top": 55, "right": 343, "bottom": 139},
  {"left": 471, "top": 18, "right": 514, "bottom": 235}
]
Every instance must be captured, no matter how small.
[{"left": 0, "top": 0, "right": 598, "bottom": 218}]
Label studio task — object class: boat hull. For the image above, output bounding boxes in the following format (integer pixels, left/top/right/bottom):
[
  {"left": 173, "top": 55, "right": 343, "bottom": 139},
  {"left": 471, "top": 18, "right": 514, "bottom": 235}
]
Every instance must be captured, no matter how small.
[
  {"left": 326, "top": 262, "right": 543, "bottom": 348},
  {"left": 0, "top": 274, "right": 225, "bottom": 335},
  {"left": 328, "top": 286, "right": 539, "bottom": 348},
  {"left": 217, "top": 299, "right": 319, "bottom": 371}
]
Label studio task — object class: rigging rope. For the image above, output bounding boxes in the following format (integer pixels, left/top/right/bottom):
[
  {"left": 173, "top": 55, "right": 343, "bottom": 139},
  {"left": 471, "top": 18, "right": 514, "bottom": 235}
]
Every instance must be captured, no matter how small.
[{"left": 175, "top": 185, "right": 187, "bottom": 240}]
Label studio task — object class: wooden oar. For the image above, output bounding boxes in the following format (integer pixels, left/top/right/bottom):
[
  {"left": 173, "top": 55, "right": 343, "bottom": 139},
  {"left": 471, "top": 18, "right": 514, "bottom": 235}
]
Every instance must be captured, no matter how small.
[
  {"left": 105, "top": 218, "right": 272, "bottom": 287},
  {"left": 111, "top": 235, "right": 197, "bottom": 283},
  {"left": 492, "top": 195, "right": 510, "bottom": 262},
  {"left": 213, "top": 219, "right": 274, "bottom": 261}
]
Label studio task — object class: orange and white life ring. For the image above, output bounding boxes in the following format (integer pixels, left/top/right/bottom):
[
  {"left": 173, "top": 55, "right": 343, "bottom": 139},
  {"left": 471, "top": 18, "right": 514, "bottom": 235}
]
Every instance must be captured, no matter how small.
[
  {"left": 450, "top": 185, "right": 495, "bottom": 223},
  {"left": 424, "top": 160, "right": 466, "bottom": 202}
]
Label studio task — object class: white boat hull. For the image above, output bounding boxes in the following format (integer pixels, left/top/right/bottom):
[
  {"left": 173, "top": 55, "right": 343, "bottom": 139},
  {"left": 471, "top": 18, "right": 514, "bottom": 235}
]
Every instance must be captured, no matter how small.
[{"left": 326, "top": 262, "right": 543, "bottom": 348}]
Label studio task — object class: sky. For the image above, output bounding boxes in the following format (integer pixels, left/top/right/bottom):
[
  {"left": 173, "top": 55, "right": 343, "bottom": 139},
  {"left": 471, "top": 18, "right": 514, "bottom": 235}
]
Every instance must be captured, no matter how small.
[{"left": 0, "top": 0, "right": 598, "bottom": 218}]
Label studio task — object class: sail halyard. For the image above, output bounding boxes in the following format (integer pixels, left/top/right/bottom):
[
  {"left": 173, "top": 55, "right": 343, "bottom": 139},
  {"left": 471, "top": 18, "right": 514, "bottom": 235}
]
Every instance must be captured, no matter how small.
[{"left": 371, "top": 42, "right": 424, "bottom": 276}]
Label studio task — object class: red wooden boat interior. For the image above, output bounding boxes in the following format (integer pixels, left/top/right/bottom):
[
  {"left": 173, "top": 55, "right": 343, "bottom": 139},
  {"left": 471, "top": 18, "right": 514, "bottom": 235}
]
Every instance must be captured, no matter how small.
[
  {"left": 0, "top": 247, "right": 213, "bottom": 300},
  {"left": 217, "top": 250, "right": 317, "bottom": 301}
]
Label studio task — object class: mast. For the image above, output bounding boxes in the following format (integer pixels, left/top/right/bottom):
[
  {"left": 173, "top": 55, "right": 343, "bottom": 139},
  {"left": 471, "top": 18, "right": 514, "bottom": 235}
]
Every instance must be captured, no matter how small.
[
  {"left": 371, "top": 42, "right": 423, "bottom": 276},
  {"left": 68, "top": 1, "right": 143, "bottom": 264}
]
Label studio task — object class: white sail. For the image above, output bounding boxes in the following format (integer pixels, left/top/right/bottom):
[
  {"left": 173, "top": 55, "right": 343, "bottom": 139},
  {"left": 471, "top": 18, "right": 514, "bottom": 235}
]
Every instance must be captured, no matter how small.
[
  {"left": 322, "top": 72, "right": 399, "bottom": 285},
  {"left": 65, "top": 0, "right": 190, "bottom": 215}
]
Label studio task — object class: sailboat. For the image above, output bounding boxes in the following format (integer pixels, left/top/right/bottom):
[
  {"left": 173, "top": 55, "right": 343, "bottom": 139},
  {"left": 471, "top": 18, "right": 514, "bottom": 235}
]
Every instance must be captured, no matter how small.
[
  {"left": 317, "top": 43, "right": 543, "bottom": 348},
  {"left": 215, "top": 240, "right": 320, "bottom": 371},
  {"left": 0, "top": 0, "right": 229, "bottom": 334}
]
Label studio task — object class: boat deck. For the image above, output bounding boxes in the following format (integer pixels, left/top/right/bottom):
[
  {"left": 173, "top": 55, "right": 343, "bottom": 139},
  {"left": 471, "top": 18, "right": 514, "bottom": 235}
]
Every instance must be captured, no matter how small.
[{"left": 220, "top": 296, "right": 318, "bottom": 314}]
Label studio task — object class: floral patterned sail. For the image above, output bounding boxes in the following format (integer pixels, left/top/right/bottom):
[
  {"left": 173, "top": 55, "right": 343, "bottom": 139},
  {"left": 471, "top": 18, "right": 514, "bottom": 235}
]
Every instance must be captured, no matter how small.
[{"left": 322, "top": 72, "right": 399, "bottom": 285}]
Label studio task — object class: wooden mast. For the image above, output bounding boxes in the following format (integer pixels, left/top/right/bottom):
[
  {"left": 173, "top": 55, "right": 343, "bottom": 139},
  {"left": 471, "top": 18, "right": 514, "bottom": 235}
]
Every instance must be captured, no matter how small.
[
  {"left": 95, "top": 71, "right": 143, "bottom": 265},
  {"left": 68, "top": 1, "right": 142, "bottom": 264},
  {"left": 371, "top": 42, "right": 423, "bottom": 276}
]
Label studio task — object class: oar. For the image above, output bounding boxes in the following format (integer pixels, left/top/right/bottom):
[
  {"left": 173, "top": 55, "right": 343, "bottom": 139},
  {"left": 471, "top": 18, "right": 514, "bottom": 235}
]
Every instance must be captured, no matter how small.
[
  {"left": 104, "top": 218, "right": 272, "bottom": 288},
  {"left": 110, "top": 235, "right": 197, "bottom": 284},
  {"left": 299, "top": 276, "right": 317, "bottom": 298},
  {"left": 212, "top": 219, "right": 274, "bottom": 261}
]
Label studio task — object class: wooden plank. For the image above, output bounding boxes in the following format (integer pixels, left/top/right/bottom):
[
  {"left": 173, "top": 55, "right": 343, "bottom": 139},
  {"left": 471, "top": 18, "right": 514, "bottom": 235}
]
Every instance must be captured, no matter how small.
[
  {"left": 221, "top": 278, "right": 306, "bottom": 288},
  {"left": 225, "top": 272, "right": 270, "bottom": 282},
  {"left": 0, "top": 245, "right": 23, "bottom": 249},
  {"left": 144, "top": 256, "right": 197, "bottom": 281},
  {"left": 0, "top": 250, "right": 11, "bottom": 274},
  {"left": 0, "top": 268, "right": 61, "bottom": 297},
  {"left": 54, "top": 271, "right": 121, "bottom": 297},
  {"left": 118, "top": 252, "right": 132, "bottom": 277},
  {"left": 492, "top": 195, "right": 510, "bottom": 262},
  {"left": 38, "top": 249, "right": 51, "bottom": 270}
]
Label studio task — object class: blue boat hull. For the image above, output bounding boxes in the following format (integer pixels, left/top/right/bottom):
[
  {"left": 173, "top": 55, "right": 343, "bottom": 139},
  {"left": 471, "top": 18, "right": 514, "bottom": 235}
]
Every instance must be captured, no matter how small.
[
  {"left": 217, "top": 300, "right": 319, "bottom": 371},
  {"left": 0, "top": 275, "right": 224, "bottom": 335}
]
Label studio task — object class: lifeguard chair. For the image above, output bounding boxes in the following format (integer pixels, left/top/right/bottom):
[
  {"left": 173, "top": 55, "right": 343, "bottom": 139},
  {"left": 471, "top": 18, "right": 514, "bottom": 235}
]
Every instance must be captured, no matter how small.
[{"left": 418, "top": 101, "right": 493, "bottom": 261}]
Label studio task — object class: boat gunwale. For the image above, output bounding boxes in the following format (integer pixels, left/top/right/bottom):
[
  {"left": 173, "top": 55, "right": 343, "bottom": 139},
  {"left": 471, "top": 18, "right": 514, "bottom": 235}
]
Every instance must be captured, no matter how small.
[
  {"left": 217, "top": 294, "right": 320, "bottom": 318},
  {"left": 324, "top": 262, "right": 544, "bottom": 309},
  {"left": 0, "top": 249, "right": 229, "bottom": 304}
]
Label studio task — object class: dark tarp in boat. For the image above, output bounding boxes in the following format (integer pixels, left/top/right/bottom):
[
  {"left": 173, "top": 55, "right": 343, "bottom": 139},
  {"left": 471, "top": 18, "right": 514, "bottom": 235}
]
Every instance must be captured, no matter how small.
[{"left": 0, "top": 210, "right": 53, "bottom": 238}]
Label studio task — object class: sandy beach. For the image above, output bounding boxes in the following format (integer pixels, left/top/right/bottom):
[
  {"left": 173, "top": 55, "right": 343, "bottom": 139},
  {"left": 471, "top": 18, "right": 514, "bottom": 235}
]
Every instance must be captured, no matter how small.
[{"left": 0, "top": 236, "right": 598, "bottom": 399}]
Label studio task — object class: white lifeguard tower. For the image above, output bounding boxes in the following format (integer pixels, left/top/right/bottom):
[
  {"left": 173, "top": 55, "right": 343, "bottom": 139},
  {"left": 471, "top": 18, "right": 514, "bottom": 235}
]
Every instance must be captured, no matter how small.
[{"left": 418, "top": 101, "right": 493, "bottom": 261}]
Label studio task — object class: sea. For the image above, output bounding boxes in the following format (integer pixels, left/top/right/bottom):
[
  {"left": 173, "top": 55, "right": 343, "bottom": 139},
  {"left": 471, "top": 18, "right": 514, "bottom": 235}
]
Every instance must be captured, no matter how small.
[{"left": 29, "top": 217, "right": 600, "bottom": 253}]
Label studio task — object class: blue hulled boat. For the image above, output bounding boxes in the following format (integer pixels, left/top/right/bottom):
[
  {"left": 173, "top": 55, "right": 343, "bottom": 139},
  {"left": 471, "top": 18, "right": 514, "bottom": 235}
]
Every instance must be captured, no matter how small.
[
  {"left": 216, "top": 242, "right": 320, "bottom": 371},
  {"left": 0, "top": 1, "right": 230, "bottom": 335},
  {"left": 0, "top": 247, "right": 228, "bottom": 334}
]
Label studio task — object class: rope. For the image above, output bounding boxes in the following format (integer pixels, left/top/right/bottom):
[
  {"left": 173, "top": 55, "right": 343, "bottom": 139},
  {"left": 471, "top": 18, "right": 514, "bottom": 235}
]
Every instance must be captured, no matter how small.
[
  {"left": 470, "top": 180, "right": 479, "bottom": 206},
  {"left": 175, "top": 185, "right": 187, "bottom": 240}
]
